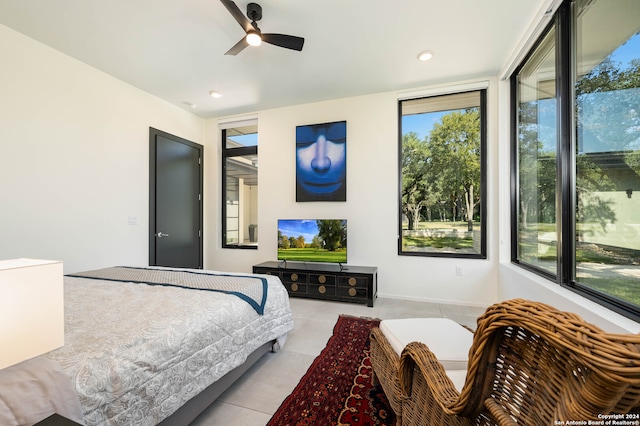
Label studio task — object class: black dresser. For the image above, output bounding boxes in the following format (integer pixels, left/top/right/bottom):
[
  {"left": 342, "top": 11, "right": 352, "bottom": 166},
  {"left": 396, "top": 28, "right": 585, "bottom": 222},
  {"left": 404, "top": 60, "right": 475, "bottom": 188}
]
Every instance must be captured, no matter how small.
[{"left": 253, "top": 261, "right": 377, "bottom": 307}]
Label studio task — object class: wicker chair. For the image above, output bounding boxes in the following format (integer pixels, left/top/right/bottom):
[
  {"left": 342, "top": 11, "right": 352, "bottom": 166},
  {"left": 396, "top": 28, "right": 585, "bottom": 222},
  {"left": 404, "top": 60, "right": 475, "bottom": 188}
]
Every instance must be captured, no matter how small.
[
  {"left": 370, "top": 298, "right": 640, "bottom": 425},
  {"left": 370, "top": 318, "right": 472, "bottom": 425}
]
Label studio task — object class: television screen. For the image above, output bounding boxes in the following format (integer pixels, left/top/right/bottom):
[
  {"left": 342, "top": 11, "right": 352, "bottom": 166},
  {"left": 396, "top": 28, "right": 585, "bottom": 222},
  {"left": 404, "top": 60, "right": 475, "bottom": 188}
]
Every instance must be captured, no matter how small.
[{"left": 277, "top": 219, "right": 347, "bottom": 264}]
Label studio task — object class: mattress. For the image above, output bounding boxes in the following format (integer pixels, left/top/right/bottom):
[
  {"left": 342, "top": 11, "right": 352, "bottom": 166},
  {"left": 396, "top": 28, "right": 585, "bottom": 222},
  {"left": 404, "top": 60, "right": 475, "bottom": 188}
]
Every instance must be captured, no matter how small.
[{"left": 44, "top": 267, "right": 294, "bottom": 425}]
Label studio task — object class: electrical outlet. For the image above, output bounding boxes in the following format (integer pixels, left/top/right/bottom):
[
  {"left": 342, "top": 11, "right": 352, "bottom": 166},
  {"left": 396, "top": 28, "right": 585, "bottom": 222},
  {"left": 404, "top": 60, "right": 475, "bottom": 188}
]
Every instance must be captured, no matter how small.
[{"left": 455, "top": 266, "right": 463, "bottom": 276}]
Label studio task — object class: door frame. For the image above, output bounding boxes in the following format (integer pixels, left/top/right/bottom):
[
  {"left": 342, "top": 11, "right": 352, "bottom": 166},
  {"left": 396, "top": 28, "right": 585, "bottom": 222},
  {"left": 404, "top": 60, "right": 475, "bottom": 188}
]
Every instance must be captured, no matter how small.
[{"left": 149, "top": 127, "right": 204, "bottom": 268}]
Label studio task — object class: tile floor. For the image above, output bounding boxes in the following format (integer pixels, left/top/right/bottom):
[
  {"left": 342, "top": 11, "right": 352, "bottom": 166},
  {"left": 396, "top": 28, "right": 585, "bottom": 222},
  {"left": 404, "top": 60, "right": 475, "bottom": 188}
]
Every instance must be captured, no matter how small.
[{"left": 189, "top": 297, "right": 487, "bottom": 426}]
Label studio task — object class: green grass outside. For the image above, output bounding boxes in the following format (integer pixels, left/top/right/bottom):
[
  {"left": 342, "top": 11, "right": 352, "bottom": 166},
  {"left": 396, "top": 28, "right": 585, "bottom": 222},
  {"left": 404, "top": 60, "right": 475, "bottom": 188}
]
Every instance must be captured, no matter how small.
[
  {"left": 404, "top": 222, "right": 640, "bottom": 307},
  {"left": 402, "top": 220, "right": 478, "bottom": 251},
  {"left": 579, "top": 276, "right": 640, "bottom": 306},
  {"left": 518, "top": 231, "right": 640, "bottom": 307},
  {"left": 403, "top": 235, "right": 473, "bottom": 250},
  {"left": 519, "top": 231, "right": 638, "bottom": 265},
  {"left": 278, "top": 247, "right": 347, "bottom": 263}
]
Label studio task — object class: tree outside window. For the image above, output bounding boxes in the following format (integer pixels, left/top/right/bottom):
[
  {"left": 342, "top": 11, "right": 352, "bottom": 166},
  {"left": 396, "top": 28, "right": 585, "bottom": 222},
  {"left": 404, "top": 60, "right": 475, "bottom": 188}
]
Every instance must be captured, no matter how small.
[
  {"left": 399, "top": 90, "right": 486, "bottom": 258},
  {"left": 512, "top": 0, "right": 640, "bottom": 319}
]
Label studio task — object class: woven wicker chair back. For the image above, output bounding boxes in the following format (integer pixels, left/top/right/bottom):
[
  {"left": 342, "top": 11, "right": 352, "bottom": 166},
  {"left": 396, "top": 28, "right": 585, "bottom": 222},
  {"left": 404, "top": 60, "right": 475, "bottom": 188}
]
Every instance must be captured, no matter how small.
[{"left": 373, "top": 298, "right": 640, "bottom": 426}]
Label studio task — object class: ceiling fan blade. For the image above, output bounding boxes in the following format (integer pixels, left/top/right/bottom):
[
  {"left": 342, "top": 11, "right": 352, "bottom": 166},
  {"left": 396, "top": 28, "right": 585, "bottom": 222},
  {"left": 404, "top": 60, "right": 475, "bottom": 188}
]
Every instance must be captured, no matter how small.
[
  {"left": 225, "top": 37, "right": 249, "bottom": 55},
  {"left": 262, "top": 33, "right": 305, "bottom": 52},
  {"left": 220, "top": 0, "right": 254, "bottom": 33}
]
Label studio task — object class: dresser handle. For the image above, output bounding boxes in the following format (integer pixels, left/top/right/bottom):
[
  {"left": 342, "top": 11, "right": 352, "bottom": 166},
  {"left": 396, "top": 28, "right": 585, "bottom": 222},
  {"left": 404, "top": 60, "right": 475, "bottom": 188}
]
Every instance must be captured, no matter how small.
[
  {"left": 318, "top": 275, "right": 326, "bottom": 283},
  {"left": 291, "top": 273, "right": 298, "bottom": 281},
  {"left": 291, "top": 283, "right": 299, "bottom": 292},
  {"left": 348, "top": 288, "right": 357, "bottom": 297},
  {"left": 318, "top": 285, "right": 326, "bottom": 294},
  {"left": 348, "top": 277, "right": 357, "bottom": 286}
]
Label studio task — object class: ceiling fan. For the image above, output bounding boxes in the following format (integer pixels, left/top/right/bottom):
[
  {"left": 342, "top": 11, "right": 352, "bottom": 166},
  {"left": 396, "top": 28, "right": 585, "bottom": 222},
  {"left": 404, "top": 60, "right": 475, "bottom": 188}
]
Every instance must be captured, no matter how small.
[{"left": 220, "top": 0, "right": 305, "bottom": 55}]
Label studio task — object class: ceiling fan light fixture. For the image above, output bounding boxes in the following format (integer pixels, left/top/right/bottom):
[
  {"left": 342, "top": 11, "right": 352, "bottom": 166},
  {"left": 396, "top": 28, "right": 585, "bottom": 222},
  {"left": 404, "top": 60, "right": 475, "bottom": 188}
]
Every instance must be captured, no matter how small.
[
  {"left": 417, "top": 50, "right": 434, "bottom": 62},
  {"left": 210, "top": 91, "right": 223, "bottom": 98},
  {"left": 246, "top": 31, "right": 262, "bottom": 46},
  {"left": 221, "top": 0, "right": 304, "bottom": 55}
]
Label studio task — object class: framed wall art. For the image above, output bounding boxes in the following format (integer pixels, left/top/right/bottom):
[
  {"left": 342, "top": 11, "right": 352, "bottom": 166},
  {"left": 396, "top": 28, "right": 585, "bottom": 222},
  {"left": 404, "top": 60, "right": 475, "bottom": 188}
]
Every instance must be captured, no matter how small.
[{"left": 295, "top": 120, "right": 347, "bottom": 202}]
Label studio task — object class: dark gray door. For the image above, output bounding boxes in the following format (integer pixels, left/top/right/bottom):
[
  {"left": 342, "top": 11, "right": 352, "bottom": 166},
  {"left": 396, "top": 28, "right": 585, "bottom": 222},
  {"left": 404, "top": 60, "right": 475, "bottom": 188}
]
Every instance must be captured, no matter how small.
[{"left": 149, "top": 128, "right": 203, "bottom": 268}]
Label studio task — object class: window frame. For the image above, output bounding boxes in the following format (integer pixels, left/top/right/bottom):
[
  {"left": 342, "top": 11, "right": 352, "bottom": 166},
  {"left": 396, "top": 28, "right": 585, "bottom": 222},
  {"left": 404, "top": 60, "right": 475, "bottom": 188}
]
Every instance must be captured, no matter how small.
[
  {"left": 397, "top": 89, "right": 488, "bottom": 259},
  {"left": 221, "top": 127, "right": 258, "bottom": 250},
  {"left": 509, "top": 19, "right": 560, "bottom": 281},
  {"left": 510, "top": 0, "right": 640, "bottom": 321}
]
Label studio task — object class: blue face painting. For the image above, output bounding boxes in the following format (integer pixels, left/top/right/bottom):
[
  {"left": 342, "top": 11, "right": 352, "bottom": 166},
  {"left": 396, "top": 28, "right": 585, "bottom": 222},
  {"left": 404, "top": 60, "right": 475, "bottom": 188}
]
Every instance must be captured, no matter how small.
[{"left": 296, "top": 121, "right": 346, "bottom": 201}]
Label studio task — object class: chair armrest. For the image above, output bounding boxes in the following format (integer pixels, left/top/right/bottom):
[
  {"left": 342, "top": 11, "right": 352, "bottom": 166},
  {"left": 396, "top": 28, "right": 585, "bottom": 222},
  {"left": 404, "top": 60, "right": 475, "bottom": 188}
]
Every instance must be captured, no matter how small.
[
  {"left": 399, "top": 341, "right": 463, "bottom": 415},
  {"left": 400, "top": 342, "right": 513, "bottom": 426},
  {"left": 369, "top": 327, "right": 407, "bottom": 414},
  {"left": 484, "top": 399, "right": 517, "bottom": 426},
  {"left": 370, "top": 327, "right": 401, "bottom": 371}
]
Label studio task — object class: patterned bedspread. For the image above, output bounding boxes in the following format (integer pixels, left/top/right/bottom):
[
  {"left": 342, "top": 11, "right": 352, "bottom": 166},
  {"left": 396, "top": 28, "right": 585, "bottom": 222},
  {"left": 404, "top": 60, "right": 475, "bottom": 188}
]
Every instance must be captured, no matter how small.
[
  {"left": 67, "top": 266, "right": 269, "bottom": 315},
  {"left": 45, "top": 267, "right": 294, "bottom": 426}
]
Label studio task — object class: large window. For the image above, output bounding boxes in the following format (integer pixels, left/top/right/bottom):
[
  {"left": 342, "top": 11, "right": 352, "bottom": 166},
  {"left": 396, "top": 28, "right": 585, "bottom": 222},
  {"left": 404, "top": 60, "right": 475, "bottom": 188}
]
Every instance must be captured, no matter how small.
[
  {"left": 512, "top": 0, "right": 640, "bottom": 319},
  {"left": 222, "top": 120, "right": 258, "bottom": 248},
  {"left": 513, "top": 26, "right": 558, "bottom": 276},
  {"left": 399, "top": 90, "right": 487, "bottom": 258}
]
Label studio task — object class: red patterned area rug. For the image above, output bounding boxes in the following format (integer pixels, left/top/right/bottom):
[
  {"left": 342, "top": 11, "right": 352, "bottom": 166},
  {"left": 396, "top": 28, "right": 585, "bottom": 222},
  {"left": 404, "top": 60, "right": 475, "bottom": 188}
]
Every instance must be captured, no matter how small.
[{"left": 267, "top": 315, "right": 397, "bottom": 426}]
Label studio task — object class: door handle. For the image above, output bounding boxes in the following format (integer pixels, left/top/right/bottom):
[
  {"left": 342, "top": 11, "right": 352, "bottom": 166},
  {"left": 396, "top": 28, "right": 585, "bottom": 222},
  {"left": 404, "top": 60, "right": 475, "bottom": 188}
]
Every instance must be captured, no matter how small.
[{"left": 156, "top": 232, "right": 170, "bottom": 238}]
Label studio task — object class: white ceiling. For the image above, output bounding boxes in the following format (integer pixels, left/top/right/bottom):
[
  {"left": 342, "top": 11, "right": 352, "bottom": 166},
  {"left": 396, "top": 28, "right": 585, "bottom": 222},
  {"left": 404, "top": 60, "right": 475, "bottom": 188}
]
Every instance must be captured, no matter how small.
[{"left": 0, "top": 0, "right": 547, "bottom": 118}]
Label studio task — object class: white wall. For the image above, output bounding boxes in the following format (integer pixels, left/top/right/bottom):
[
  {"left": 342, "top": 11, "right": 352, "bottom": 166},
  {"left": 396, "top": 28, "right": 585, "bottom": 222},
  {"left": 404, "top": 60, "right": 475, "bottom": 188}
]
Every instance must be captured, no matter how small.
[
  {"left": 0, "top": 24, "right": 205, "bottom": 273},
  {"left": 206, "top": 80, "right": 501, "bottom": 308}
]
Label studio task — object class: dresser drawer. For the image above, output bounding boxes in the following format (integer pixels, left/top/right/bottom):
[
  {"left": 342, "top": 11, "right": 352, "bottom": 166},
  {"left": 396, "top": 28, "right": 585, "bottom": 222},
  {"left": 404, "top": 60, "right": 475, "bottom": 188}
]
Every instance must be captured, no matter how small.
[
  {"left": 286, "top": 281, "right": 308, "bottom": 295},
  {"left": 338, "top": 275, "right": 368, "bottom": 288},
  {"left": 309, "top": 283, "right": 336, "bottom": 298},
  {"left": 282, "top": 272, "right": 307, "bottom": 283},
  {"left": 310, "top": 273, "right": 336, "bottom": 285},
  {"left": 337, "top": 286, "right": 367, "bottom": 300}
]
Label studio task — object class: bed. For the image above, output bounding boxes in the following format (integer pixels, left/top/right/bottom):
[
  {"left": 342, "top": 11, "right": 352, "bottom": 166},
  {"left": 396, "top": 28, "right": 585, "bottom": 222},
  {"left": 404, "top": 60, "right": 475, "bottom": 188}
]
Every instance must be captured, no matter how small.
[{"left": 28, "top": 266, "right": 293, "bottom": 425}]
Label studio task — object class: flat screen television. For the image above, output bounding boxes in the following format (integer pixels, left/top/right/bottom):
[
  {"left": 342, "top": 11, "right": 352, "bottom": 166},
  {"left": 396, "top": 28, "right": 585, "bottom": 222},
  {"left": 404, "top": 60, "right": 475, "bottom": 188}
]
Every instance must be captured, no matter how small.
[{"left": 277, "top": 219, "right": 347, "bottom": 264}]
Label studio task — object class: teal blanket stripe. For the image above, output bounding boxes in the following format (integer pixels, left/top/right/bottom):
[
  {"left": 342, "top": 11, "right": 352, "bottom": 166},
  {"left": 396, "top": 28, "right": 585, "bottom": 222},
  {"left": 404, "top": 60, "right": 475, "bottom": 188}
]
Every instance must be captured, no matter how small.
[{"left": 66, "top": 266, "right": 268, "bottom": 315}]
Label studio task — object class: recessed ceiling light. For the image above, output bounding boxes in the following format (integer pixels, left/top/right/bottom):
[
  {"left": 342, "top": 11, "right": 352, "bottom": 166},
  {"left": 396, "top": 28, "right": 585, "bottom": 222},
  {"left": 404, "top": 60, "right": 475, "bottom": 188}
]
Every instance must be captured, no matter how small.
[
  {"left": 417, "top": 50, "right": 434, "bottom": 62},
  {"left": 209, "top": 91, "right": 223, "bottom": 98}
]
